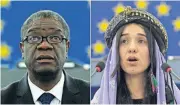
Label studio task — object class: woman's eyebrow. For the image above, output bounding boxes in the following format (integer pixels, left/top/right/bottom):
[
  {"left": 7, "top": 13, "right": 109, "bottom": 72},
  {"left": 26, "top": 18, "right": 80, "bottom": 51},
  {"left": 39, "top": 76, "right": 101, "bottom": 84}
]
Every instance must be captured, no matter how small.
[
  {"left": 121, "top": 33, "right": 146, "bottom": 37},
  {"left": 121, "top": 33, "right": 129, "bottom": 36},
  {"left": 137, "top": 33, "right": 146, "bottom": 37}
]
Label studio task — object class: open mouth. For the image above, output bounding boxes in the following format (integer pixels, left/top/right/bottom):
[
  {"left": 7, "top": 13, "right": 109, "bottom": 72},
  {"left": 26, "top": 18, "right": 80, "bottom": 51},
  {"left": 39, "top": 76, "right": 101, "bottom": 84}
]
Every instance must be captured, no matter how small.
[
  {"left": 127, "top": 56, "right": 138, "bottom": 62},
  {"left": 36, "top": 55, "right": 54, "bottom": 63}
]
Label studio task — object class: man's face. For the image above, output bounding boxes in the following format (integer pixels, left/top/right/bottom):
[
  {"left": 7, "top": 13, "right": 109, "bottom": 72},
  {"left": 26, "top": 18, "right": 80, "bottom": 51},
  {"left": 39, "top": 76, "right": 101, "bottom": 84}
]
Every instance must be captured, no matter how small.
[{"left": 20, "top": 18, "right": 69, "bottom": 80}]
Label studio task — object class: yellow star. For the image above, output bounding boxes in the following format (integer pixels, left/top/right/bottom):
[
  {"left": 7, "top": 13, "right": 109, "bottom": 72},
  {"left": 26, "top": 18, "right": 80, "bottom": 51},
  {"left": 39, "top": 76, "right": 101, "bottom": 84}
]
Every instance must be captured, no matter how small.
[
  {"left": 156, "top": 2, "right": 171, "bottom": 16},
  {"left": 113, "top": 3, "right": 125, "bottom": 16},
  {"left": 93, "top": 41, "right": 106, "bottom": 55},
  {"left": 173, "top": 17, "right": 180, "bottom": 32},
  {"left": 97, "top": 19, "right": 109, "bottom": 33},
  {"left": 0, "top": 20, "right": 4, "bottom": 31},
  {"left": 0, "top": 43, "right": 12, "bottom": 60},
  {"left": 0, "top": 0, "right": 11, "bottom": 8},
  {"left": 135, "top": 0, "right": 149, "bottom": 10}
]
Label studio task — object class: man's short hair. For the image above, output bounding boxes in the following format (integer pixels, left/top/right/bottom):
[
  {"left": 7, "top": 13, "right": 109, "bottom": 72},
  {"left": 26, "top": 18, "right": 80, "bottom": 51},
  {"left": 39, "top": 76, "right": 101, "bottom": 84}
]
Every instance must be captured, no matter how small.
[{"left": 21, "top": 10, "right": 70, "bottom": 41}]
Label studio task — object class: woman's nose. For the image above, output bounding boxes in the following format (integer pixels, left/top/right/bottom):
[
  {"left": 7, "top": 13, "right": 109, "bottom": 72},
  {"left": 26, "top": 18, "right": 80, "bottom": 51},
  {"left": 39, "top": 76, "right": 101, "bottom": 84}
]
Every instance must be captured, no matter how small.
[{"left": 128, "top": 42, "right": 137, "bottom": 53}]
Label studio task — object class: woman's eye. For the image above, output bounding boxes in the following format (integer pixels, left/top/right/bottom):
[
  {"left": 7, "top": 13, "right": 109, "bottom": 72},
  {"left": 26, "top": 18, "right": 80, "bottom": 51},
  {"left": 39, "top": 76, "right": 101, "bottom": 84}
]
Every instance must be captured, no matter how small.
[
  {"left": 139, "top": 40, "right": 143, "bottom": 43},
  {"left": 138, "top": 39, "right": 146, "bottom": 44},
  {"left": 121, "top": 39, "right": 128, "bottom": 44}
]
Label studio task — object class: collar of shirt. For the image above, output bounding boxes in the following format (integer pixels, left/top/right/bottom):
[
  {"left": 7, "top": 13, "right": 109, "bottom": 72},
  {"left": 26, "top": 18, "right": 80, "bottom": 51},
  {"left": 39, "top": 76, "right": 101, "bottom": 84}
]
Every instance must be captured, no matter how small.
[{"left": 28, "top": 72, "right": 65, "bottom": 103}]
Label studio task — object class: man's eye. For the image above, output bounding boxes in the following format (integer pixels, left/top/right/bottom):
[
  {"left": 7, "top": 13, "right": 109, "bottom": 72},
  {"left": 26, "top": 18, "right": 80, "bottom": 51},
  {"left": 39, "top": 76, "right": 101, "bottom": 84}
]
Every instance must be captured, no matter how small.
[
  {"left": 50, "top": 36, "right": 61, "bottom": 42},
  {"left": 29, "top": 36, "right": 40, "bottom": 42}
]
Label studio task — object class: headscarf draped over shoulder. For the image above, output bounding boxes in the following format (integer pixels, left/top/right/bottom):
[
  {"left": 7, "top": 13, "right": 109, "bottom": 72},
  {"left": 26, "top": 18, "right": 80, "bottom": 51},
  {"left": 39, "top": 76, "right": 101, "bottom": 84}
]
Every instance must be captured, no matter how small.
[{"left": 92, "top": 6, "right": 180, "bottom": 104}]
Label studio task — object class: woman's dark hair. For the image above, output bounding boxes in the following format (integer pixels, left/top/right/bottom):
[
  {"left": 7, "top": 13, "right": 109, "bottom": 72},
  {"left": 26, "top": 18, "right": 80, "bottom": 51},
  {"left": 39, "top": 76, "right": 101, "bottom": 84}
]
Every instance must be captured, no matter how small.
[{"left": 115, "top": 23, "right": 157, "bottom": 104}]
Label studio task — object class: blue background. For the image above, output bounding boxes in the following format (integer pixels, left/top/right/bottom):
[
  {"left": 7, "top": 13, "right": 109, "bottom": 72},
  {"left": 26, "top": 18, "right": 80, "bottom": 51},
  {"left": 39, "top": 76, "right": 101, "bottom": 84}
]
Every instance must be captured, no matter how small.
[
  {"left": 91, "top": 1, "right": 180, "bottom": 98},
  {"left": 1, "top": 1, "right": 90, "bottom": 69},
  {"left": 91, "top": 1, "right": 180, "bottom": 58}
]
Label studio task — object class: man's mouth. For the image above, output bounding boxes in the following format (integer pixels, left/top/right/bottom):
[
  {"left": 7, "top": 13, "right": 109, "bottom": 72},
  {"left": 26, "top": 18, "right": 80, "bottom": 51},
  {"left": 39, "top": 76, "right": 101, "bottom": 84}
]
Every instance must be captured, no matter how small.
[{"left": 36, "top": 55, "right": 54, "bottom": 63}]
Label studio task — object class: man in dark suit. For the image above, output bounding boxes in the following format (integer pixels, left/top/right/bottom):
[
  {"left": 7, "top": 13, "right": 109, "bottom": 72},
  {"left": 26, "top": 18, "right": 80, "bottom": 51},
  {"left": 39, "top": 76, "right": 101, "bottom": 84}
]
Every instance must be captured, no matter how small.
[{"left": 1, "top": 10, "right": 90, "bottom": 104}]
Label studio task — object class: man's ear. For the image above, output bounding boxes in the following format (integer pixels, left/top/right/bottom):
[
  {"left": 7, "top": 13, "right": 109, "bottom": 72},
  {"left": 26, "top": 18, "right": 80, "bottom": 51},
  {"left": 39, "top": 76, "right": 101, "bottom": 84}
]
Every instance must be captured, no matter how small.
[
  {"left": 20, "top": 42, "right": 24, "bottom": 58},
  {"left": 66, "top": 41, "right": 70, "bottom": 52}
]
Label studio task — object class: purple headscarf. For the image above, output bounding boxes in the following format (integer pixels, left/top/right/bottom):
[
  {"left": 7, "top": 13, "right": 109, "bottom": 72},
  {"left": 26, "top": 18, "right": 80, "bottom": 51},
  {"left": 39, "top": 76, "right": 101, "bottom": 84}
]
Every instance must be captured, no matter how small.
[{"left": 91, "top": 34, "right": 180, "bottom": 104}]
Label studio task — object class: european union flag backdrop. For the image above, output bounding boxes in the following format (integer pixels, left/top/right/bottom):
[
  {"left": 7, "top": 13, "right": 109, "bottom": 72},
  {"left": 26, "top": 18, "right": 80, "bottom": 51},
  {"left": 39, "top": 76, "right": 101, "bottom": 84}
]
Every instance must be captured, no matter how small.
[
  {"left": 91, "top": 1, "right": 180, "bottom": 59},
  {"left": 91, "top": 1, "right": 180, "bottom": 98},
  {"left": 1, "top": 1, "right": 90, "bottom": 69}
]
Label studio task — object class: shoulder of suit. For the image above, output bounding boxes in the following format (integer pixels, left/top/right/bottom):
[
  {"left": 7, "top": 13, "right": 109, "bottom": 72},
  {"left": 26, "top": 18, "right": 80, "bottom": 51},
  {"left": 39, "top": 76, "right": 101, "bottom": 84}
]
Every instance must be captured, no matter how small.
[
  {"left": 1, "top": 80, "right": 20, "bottom": 104},
  {"left": 71, "top": 77, "right": 90, "bottom": 99},
  {"left": 1, "top": 80, "right": 19, "bottom": 96},
  {"left": 71, "top": 76, "right": 90, "bottom": 89}
]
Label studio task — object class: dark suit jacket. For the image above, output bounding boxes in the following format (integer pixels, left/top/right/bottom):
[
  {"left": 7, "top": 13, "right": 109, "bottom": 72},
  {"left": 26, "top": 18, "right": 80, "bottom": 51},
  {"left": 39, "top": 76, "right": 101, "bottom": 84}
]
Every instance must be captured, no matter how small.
[{"left": 1, "top": 71, "right": 90, "bottom": 104}]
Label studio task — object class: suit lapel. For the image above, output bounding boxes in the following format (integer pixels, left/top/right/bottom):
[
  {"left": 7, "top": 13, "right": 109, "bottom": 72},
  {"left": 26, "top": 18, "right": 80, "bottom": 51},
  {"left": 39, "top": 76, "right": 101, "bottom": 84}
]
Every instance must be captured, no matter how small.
[
  {"left": 62, "top": 71, "right": 81, "bottom": 104},
  {"left": 16, "top": 73, "right": 34, "bottom": 104},
  {"left": 15, "top": 71, "right": 81, "bottom": 104}
]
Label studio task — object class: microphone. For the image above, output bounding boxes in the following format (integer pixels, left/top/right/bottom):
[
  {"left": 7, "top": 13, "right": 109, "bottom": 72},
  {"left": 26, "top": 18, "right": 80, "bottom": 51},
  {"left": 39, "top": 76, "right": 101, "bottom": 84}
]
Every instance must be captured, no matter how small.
[
  {"left": 161, "top": 63, "right": 178, "bottom": 104},
  {"left": 161, "top": 63, "right": 180, "bottom": 80},
  {"left": 91, "top": 61, "right": 105, "bottom": 77}
]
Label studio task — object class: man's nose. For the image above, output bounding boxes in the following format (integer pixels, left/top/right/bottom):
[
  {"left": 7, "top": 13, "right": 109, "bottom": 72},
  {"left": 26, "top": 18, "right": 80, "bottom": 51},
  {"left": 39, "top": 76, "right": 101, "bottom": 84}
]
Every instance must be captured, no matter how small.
[
  {"left": 128, "top": 41, "right": 137, "bottom": 53},
  {"left": 37, "top": 40, "right": 53, "bottom": 50}
]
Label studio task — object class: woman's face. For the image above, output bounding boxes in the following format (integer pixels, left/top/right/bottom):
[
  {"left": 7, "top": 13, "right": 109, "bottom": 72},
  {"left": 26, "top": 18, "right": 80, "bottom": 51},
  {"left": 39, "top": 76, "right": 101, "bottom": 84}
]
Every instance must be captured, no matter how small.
[{"left": 119, "top": 23, "right": 150, "bottom": 75}]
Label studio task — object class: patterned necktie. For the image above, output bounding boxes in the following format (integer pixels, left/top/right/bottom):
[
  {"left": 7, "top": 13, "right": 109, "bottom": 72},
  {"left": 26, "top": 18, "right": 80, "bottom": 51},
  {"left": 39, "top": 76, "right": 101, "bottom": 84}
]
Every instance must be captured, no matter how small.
[{"left": 38, "top": 93, "right": 55, "bottom": 104}]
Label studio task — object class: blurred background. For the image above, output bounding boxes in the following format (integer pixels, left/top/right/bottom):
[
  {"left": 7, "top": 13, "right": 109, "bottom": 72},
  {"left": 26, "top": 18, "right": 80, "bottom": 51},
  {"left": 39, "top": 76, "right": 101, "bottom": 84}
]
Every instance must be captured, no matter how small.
[
  {"left": 91, "top": 1, "right": 180, "bottom": 99},
  {"left": 1, "top": 0, "right": 180, "bottom": 99},
  {"left": 1, "top": 1, "right": 90, "bottom": 88}
]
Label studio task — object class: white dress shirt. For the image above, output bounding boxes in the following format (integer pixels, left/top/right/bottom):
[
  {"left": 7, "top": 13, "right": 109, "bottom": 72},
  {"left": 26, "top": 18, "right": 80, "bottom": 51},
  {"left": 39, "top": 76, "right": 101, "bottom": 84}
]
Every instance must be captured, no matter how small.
[{"left": 28, "top": 72, "right": 64, "bottom": 105}]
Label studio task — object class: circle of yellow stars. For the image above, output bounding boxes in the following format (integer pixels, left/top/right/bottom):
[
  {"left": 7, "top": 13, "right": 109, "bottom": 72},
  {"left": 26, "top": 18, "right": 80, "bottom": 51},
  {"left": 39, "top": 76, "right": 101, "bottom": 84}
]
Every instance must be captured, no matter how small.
[
  {"left": 156, "top": 2, "right": 171, "bottom": 17},
  {"left": 173, "top": 17, "right": 180, "bottom": 32},
  {"left": 135, "top": 0, "right": 149, "bottom": 10},
  {"left": 113, "top": 3, "right": 125, "bottom": 16},
  {"left": 94, "top": 1, "right": 179, "bottom": 57},
  {"left": 92, "top": 41, "right": 106, "bottom": 55},
  {"left": 97, "top": 19, "right": 109, "bottom": 33},
  {"left": 0, "top": 0, "right": 11, "bottom": 8},
  {"left": 0, "top": 43, "right": 12, "bottom": 60}
]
